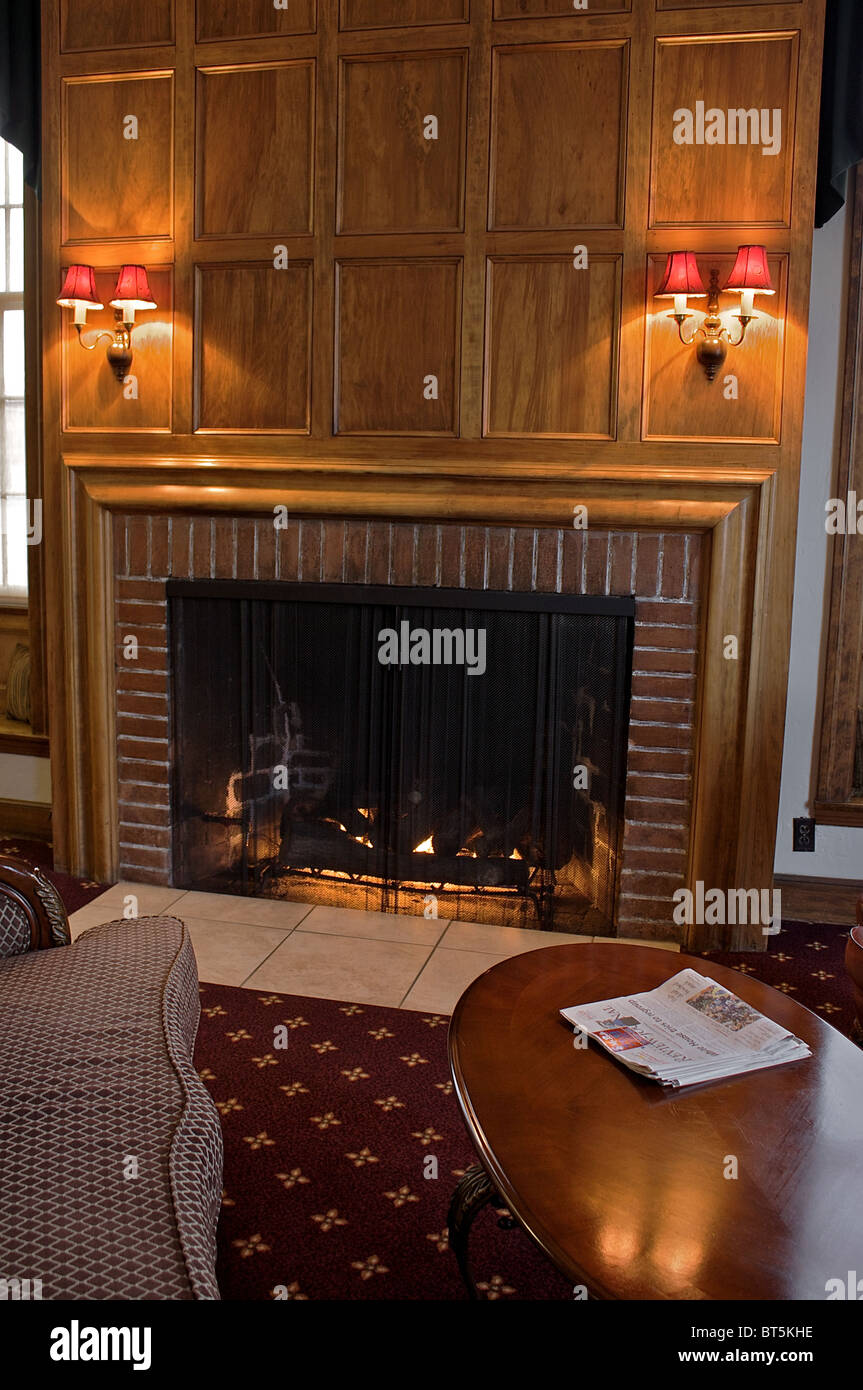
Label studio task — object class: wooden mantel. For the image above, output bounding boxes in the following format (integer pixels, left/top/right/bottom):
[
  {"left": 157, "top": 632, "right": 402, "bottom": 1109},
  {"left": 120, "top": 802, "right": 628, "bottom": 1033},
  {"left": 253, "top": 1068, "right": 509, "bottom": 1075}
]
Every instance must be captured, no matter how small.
[{"left": 40, "top": 0, "right": 827, "bottom": 951}]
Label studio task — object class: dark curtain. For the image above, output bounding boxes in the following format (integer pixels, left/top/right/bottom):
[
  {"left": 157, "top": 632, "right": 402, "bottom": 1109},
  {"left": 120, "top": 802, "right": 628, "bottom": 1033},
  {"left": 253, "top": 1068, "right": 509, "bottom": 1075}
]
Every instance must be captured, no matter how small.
[
  {"left": 816, "top": 0, "right": 863, "bottom": 227},
  {"left": 0, "top": 0, "right": 40, "bottom": 194}
]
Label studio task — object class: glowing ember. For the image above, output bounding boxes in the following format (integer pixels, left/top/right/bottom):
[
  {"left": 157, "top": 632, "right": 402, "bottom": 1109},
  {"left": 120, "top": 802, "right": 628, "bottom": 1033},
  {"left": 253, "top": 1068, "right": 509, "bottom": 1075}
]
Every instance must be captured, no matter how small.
[{"left": 414, "top": 836, "right": 434, "bottom": 854}]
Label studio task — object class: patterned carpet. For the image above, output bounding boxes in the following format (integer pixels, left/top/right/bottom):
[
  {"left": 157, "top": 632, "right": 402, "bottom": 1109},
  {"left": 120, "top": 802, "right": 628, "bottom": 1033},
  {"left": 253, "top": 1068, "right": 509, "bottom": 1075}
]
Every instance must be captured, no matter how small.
[{"left": 2, "top": 836, "right": 858, "bottom": 1299}]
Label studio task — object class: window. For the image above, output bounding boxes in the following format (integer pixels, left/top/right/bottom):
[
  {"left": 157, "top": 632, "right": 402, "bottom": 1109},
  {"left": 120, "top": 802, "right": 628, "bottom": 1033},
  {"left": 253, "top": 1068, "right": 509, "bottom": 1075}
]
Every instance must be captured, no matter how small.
[{"left": 0, "top": 137, "right": 26, "bottom": 601}]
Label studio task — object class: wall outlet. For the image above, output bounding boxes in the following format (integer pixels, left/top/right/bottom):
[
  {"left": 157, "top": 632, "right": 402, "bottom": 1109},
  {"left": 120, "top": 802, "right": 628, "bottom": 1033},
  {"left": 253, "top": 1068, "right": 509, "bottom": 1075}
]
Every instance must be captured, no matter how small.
[{"left": 792, "top": 817, "right": 816, "bottom": 852}]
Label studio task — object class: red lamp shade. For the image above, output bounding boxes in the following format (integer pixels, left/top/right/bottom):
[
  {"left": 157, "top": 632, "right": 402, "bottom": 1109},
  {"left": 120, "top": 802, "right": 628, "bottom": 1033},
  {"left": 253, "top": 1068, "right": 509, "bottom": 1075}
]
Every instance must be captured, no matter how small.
[
  {"left": 56, "top": 264, "right": 102, "bottom": 309},
  {"left": 723, "top": 245, "right": 774, "bottom": 296},
  {"left": 654, "top": 251, "right": 707, "bottom": 299},
  {"left": 110, "top": 264, "right": 157, "bottom": 311}
]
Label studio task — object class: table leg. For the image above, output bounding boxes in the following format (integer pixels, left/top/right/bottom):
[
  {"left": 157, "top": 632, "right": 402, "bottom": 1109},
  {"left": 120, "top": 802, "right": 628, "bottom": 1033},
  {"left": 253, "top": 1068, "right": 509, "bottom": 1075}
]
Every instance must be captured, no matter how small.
[{"left": 447, "top": 1162, "right": 498, "bottom": 1299}]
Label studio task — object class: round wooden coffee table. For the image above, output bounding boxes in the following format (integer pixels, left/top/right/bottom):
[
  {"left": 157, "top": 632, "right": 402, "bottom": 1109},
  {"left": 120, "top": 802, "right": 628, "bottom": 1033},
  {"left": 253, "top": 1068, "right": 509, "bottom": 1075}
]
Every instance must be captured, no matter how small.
[{"left": 447, "top": 943, "right": 863, "bottom": 1300}]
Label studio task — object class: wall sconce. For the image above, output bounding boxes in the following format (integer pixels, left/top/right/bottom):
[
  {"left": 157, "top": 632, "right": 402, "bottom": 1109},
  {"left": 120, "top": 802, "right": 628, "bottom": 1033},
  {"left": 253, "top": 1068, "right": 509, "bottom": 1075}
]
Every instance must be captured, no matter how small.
[
  {"left": 655, "top": 246, "right": 774, "bottom": 382},
  {"left": 58, "top": 263, "right": 157, "bottom": 383}
]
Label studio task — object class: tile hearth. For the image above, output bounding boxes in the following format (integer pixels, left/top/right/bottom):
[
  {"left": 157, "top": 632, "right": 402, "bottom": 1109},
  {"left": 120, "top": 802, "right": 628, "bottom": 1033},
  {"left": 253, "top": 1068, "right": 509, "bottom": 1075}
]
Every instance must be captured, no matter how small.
[{"left": 68, "top": 884, "right": 679, "bottom": 1013}]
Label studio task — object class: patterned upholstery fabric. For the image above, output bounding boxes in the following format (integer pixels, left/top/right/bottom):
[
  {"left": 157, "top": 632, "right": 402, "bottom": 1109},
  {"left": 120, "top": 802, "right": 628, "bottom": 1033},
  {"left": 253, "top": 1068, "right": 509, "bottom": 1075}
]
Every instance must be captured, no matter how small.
[
  {"left": 0, "top": 895, "right": 32, "bottom": 956},
  {"left": 0, "top": 916, "right": 223, "bottom": 1299}
]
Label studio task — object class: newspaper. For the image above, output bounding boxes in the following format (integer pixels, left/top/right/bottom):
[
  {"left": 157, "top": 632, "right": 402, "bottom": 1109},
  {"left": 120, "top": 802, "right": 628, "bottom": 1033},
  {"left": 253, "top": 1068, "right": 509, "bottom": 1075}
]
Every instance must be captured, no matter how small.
[{"left": 560, "top": 967, "right": 811, "bottom": 1087}]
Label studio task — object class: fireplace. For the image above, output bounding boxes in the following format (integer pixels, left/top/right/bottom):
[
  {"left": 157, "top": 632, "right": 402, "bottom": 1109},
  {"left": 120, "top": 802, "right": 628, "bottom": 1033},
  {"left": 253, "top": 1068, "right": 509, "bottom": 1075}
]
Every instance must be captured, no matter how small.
[{"left": 168, "top": 581, "right": 634, "bottom": 933}]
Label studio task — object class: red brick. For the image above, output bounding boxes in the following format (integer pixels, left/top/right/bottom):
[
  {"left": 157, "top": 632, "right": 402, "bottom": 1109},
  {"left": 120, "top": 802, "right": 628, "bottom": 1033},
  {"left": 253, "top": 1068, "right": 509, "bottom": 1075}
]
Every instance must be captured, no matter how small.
[
  {"left": 366, "top": 522, "right": 391, "bottom": 584},
  {"left": 390, "top": 523, "right": 415, "bottom": 585},
  {"left": 117, "top": 692, "right": 169, "bottom": 719},
  {"left": 615, "top": 918, "right": 681, "bottom": 943},
  {"left": 634, "top": 533, "right": 660, "bottom": 596},
  {"left": 632, "top": 648, "right": 696, "bottom": 675},
  {"left": 609, "top": 532, "right": 633, "bottom": 596},
  {"left": 114, "top": 518, "right": 128, "bottom": 577},
  {"left": 277, "top": 519, "right": 301, "bottom": 581},
  {"left": 116, "top": 713, "right": 169, "bottom": 740},
  {"left": 170, "top": 517, "right": 192, "bottom": 579},
  {"left": 118, "top": 846, "right": 170, "bottom": 872},
  {"left": 630, "top": 698, "right": 693, "bottom": 725},
  {"left": 486, "top": 529, "right": 510, "bottom": 590},
  {"left": 634, "top": 624, "right": 697, "bottom": 651},
  {"left": 116, "top": 669, "right": 169, "bottom": 695},
  {"left": 626, "top": 795, "right": 688, "bottom": 825},
  {"left": 620, "top": 846, "right": 687, "bottom": 872},
  {"left": 531, "top": 529, "right": 558, "bottom": 592},
  {"left": 620, "top": 870, "right": 685, "bottom": 897},
  {"left": 616, "top": 896, "right": 678, "bottom": 923},
  {"left": 623, "top": 822, "right": 689, "bottom": 852},
  {"left": 660, "top": 533, "right": 687, "bottom": 598},
  {"left": 127, "top": 517, "right": 149, "bottom": 577},
  {"left": 146, "top": 517, "right": 168, "bottom": 578},
  {"left": 119, "top": 825, "right": 172, "bottom": 850},
  {"left": 414, "top": 525, "right": 442, "bottom": 588},
  {"left": 625, "top": 772, "right": 691, "bottom": 800},
  {"left": 256, "top": 516, "right": 277, "bottom": 581},
  {"left": 118, "top": 780, "right": 170, "bottom": 807},
  {"left": 118, "top": 801, "right": 171, "bottom": 826},
  {"left": 235, "top": 519, "right": 255, "bottom": 580},
  {"left": 212, "top": 517, "right": 235, "bottom": 578},
  {"left": 299, "top": 518, "right": 323, "bottom": 581},
  {"left": 116, "top": 579, "right": 166, "bottom": 601},
  {"left": 511, "top": 528, "right": 535, "bottom": 592},
  {"left": 116, "top": 600, "right": 166, "bottom": 628},
  {"left": 626, "top": 748, "right": 692, "bottom": 774},
  {"left": 118, "top": 758, "right": 170, "bottom": 785},
  {"left": 629, "top": 723, "right": 693, "bottom": 751},
  {"left": 585, "top": 531, "right": 609, "bottom": 594},
  {"left": 192, "top": 517, "right": 213, "bottom": 579},
  {"left": 116, "top": 862, "right": 172, "bottom": 886},
  {"left": 635, "top": 599, "right": 697, "bottom": 626},
  {"left": 631, "top": 673, "right": 696, "bottom": 700},
  {"left": 440, "top": 524, "right": 463, "bottom": 588},
  {"left": 561, "top": 528, "right": 584, "bottom": 594},
  {"left": 115, "top": 625, "right": 168, "bottom": 652},
  {"left": 687, "top": 534, "right": 703, "bottom": 600},
  {"left": 461, "top": 527, "right": 487, "bottom": 590}
]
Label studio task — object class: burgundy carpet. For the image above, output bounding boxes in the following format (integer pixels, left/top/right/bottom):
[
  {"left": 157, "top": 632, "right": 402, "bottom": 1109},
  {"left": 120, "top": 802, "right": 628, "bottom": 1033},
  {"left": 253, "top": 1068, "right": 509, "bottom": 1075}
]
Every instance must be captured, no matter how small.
[
  {"left": 7, "top": 838, "right": 857, "bottom": 1300},
  {"left": 0, "top": 836, "right": 107, "bottom": 914}
]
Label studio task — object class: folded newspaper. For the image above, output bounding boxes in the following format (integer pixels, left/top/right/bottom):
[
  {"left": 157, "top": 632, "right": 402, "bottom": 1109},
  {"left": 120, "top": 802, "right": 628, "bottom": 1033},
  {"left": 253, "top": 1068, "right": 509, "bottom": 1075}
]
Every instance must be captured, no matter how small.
[{"left": 560, "top": 968, "right": 811, "bottom": 1087}]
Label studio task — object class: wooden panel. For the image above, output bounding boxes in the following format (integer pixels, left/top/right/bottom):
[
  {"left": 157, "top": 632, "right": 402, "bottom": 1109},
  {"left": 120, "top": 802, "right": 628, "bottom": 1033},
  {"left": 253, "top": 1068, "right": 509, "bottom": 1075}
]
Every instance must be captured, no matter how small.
[
  {"left": 62, "top": 74, "right": 173, "bottom": 242},
  {"left": 197, "top": 63, "right": 315, "bottom": 238},
  {"left": 63, "top": 269, "right": 172, "bottom": 432},
  {"left": 490, "top": 43, "right": 626, "bottom": 230},
  {"left": 197, "top": 0, "right": 316, "bottom": 42},
  {"left": 485, "top": 256, "right": 619, "bottom": 438},
  {"left": 651, "top": 36, "right": 797, "bottom": 227},
  {"left": 61, "top": 0, "right": 174, "bottom": 51},
  {"left": 340, "top": 0, "right": 468, "bottom": 29},
  {"left": 195, "top": 264, "right": 312, "bottom": 432},
  {"left": 644, "top": 254, "right": 785, "bottom": 441},
  {"left": 495, "top": 0, "right": 628, "bottom": 15},
  {"left": 336, "top": 260, "right": 461, "bottom": 434},
  {"left": 338, "top": 52, "right": 467, "bottom": 234}
]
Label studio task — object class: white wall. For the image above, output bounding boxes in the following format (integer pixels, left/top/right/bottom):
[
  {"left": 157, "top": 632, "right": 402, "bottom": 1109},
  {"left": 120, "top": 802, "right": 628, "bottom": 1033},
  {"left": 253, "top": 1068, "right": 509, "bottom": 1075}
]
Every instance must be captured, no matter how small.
[{"left": 775, "top": 199, "right": 861, "bottom": 877}]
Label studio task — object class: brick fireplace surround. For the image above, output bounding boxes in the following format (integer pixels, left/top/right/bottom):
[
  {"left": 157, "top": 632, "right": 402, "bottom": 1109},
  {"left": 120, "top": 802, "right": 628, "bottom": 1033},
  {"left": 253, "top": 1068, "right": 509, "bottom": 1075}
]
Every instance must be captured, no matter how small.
[{"left": 113, "top": 514, "right": 702, "bottom": 944}]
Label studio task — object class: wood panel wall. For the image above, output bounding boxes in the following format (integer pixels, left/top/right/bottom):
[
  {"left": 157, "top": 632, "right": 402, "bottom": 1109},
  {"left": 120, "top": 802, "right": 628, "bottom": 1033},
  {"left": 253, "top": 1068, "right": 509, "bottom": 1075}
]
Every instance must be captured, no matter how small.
[
  {"left": 40, "top": 0, "right": 826, "bottom": 940},
  {"left": 46, "top": 0, "right": 815, "bottom": 445}
]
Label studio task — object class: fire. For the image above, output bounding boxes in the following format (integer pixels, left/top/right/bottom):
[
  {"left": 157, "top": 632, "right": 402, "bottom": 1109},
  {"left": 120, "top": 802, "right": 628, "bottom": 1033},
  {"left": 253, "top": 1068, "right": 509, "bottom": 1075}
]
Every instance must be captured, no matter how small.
[{"left": 414, "top": 836, "right": 434, "bottom": 854}]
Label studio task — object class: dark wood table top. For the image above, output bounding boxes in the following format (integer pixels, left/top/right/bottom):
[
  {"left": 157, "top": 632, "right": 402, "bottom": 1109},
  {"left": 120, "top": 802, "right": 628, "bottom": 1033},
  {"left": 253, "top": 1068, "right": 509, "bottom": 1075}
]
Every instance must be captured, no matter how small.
[{"left": 448, "top": 943, "right": 863, "bottom": 1300}]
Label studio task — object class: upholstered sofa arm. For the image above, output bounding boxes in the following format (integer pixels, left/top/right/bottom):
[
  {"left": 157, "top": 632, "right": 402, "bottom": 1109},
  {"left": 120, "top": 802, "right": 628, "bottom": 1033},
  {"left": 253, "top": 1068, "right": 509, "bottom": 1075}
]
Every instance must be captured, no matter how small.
[{"left": 0, "top": 856, "right": 71, "bottom": 956}]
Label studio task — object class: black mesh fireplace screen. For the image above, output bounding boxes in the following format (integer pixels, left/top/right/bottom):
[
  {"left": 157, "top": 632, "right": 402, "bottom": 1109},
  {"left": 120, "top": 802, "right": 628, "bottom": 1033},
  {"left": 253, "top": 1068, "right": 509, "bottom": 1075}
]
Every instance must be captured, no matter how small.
[{"left": 168, "top": 581, "right": 634, "bottom": 933}]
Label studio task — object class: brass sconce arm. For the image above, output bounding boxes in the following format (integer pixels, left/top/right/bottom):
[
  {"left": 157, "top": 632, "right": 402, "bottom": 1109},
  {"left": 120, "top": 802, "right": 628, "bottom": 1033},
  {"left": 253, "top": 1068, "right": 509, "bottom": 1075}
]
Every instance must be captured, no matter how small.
[
  {"left": 672, "top": 270, "right": 756, "bottom": 382},
  {"left": 74, "top": 309, "right": 134, "bottom": 382}
]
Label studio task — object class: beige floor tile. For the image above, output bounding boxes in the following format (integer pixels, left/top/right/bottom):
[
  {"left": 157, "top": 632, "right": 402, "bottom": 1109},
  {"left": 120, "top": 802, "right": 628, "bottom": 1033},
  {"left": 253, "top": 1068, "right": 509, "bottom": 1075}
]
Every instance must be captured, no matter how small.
[
  {"left": 86, "top": 882, "right": 186, "bottom": 915},
  {"left": 297, "top": 903, "right": 447, "bottom": 947},
  {"left": 185, "top": 920, "right": 291, "bottom": 987},
  {"left": 601, "top": 936, "right": 680, "bottom": 952},
  {"left": 439, "top": 920, "right": 591, "bottom": 955},
  {"left": 400, "top": 947, "right": 506, "bottom": 1013},
  {"left": 67, "top": 903, "right": 128, "bottom": 940},
  {"left": 242, "top": 931, "right": 433, "bottom": 1006},
  {"left": 169, "top": 890, "right": 313, "bottom": 930}
]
